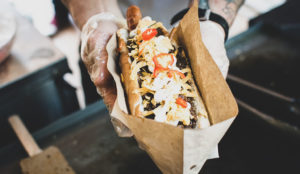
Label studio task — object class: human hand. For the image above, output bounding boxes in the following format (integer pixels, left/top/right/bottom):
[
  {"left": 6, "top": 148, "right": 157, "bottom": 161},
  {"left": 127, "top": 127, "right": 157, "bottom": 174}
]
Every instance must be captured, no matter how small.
[
  {"left": 62, "top": 0, "right": 123, "bottom": 111},
  {"left": 187, "top": 0, "right": 246, "bottom": 78},
  {"left": 200, "top": 0, "right": 246, "bottom": 78},
  {"left": 199, "top": 21, "right": 229, "bottom": 78},
  {"left": 81, "top": 19, "right": 119, "bottom": 112}
]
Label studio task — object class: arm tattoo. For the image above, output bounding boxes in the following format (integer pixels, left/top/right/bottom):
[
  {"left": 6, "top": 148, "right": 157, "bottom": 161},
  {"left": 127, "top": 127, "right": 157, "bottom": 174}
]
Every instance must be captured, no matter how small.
[
  {"left": 225, "top": 0, "right": 245, "bottom": 8},
  {"left": 222, "top": 0, "right": 245, "bottom": 23}
]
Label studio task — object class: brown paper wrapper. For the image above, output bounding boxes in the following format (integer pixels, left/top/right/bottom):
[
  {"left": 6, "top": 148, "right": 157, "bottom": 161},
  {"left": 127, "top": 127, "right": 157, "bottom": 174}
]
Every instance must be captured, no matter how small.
[{"left": 107, "top": 1, "right": 238, "bottom": 173}]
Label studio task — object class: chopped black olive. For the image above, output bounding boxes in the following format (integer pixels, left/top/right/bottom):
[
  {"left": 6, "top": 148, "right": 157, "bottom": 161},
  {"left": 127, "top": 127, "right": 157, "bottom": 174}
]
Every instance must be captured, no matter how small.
[
  {"left": 156, "top": 27, "right": 164, "bottom": 37},
  {"left": 138, "top": 78, "right": 142, "bottom": 88},
  {"left": 127, "top": 47, "right": 135, "bottom": 52},
  {"left": 186, "top": 97, "right": 194, "bottom": 103},
  {"left": 137, "top": 70, "right": 142, "bottom": 77},
  {"left": 140, "top": 65, "right": 151, "bottom": 73},
  {"left": 186, "top": 79, "right": 192, "bottom": 86},
  {"left": 169, "top": 45, "right": 176, "bottom": 53},
  {"left": 178, "top": 94, "right": 186, "bottom": 100},
  {"left": 190, "top": 119, "right": 197, "bottom": 128},
  {"left": 142, "top": 93, "right": 159, "bottom": 111},
  {"left": 146, "top": 114, "right": 155, "bottom": 119},
  {"left": 127, "top": 40, "right": 135, "bottom": 51},
  {"left": 130, "top": 56, "right": 134, "bottom": 62},
  {"left": 176, "top": 47, "right": 188, "bottom": 69},
  {"left": 142, "top": 93, "right": 154, "bottom": 100},
  {"left": 177, "top": 121, "right": 185, "bottom": 128},
  {"left": 178, "top": 95, "right": 197, "bottom": 119},
  {"left": 187, "top": 97, "right": 197, "bottom": 117},
  {"left": 190, "top": 109, "right": 196, "bottom": 119}
]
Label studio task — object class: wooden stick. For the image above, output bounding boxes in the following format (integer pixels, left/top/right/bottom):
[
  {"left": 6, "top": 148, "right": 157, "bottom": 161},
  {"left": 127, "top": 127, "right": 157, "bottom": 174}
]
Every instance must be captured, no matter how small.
[{"left": 8, "top": 115, "right": 42, "bottom": 157}]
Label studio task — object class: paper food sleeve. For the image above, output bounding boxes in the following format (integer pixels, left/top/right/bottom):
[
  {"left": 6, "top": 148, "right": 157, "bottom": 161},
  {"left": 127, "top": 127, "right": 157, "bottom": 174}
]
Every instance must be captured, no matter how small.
[{"left": 106, "top": 1, "right": 238, "bottom": 173}]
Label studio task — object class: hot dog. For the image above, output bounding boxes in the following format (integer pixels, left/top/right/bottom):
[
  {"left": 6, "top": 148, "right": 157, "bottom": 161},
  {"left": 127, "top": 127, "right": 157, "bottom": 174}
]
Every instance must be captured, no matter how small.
[{"left": 117, "top": 6, "right": 209, "bottom": 128}]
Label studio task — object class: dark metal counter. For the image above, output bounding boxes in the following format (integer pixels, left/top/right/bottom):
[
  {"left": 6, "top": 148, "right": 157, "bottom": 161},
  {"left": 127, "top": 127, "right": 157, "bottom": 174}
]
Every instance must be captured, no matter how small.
[
  {"left": 0, "top": 101, "right": 160, "bottom": 174},
  {"left": 1, "top": 99, "right": 299, "bottom": 174}
]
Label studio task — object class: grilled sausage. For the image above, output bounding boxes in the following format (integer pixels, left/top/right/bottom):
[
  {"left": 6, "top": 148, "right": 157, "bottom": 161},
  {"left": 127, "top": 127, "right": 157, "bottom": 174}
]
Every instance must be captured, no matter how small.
[{"left": 126, "top": 5, "right": 142, "bottom": 31}]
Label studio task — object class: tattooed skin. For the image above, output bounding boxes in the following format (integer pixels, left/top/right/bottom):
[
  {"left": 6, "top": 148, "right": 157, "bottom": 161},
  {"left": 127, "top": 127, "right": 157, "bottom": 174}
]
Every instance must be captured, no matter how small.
[
  {"left": 222, "top": 0, "right": 245, "bottom": 19},
  {"left": 208, "top": 0, "right": 245, "bottom": 26}
]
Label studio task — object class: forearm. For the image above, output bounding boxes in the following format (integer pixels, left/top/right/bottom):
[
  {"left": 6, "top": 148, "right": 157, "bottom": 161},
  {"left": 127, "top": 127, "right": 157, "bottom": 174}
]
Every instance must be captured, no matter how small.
[
  {"left": 62, "top": 0, "right": 122, "bottom": 30},
  {"left": 209, "top": 0, "right": 245, "bottom": 26}
]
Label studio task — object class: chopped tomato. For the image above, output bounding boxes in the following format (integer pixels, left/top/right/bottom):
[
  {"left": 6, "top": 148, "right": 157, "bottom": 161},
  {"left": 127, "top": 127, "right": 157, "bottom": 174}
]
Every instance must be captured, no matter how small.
[
  {"left": 152, "top": 53, "right": 175, "bottom": 78},
  {"left": 167, "top": 70, "right": 185, "bottom": 79},
  {"left": 152, "top": 53, "right": 174, "bottom": 69},
  {"left": 153, "top": 68, "right": 161, "bottom": 78},
  {"left": 142, "top": 28, "right": 158, "bottom": 41},
  {"left": 176, "top": 97, "right": 187, "bottom": 108}
]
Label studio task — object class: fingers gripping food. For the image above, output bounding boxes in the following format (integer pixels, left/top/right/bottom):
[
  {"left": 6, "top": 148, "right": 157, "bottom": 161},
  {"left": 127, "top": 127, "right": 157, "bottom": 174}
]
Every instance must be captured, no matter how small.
[{"left": 117, "top": 6, "right": 210, "bottom": 128}]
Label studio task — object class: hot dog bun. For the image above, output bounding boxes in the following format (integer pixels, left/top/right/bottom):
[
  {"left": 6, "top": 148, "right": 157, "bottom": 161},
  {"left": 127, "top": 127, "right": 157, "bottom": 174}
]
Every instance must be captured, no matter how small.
[
  {"left": 117, "top": 6, "right": 210, "bottom": 128},
  {"left": 117, "top": 6, "right": 142, "bottom": 116}
]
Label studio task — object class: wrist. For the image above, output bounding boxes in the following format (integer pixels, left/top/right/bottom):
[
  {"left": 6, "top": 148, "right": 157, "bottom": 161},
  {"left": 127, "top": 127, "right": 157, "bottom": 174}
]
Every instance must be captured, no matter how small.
[
  {"left": 209, "top": 7, "right": 236, "bottom": 26},
  {"left": 170, "top": 8, "right": 229, "bottom": 42},
  {"left": 81, "top": 12, "right": 126, "bottom": 34},
  {"left": 209, "top": 0, "right": 245, "bottom": 26},
  {"left": 63, "top": 0, "right": 122, "bottom": 30}
]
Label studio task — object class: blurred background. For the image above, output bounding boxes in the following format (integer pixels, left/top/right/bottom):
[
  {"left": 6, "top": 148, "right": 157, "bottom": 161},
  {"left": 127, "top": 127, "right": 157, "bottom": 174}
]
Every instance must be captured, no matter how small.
[{"left": 1, "top": 0, "right": 300, "bottom": 173}]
